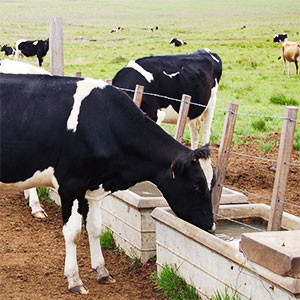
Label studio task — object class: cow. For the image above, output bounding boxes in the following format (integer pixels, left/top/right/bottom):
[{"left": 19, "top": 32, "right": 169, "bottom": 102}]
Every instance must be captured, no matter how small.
[
  {"left": 273, "top": 33, "right": 288, "bottom": 45},
  {"left": 1, "top": 45, "right": 16, "bottom": 57},
  {"left": 110, "top": 26, "right": 124, "bottom": 33},
  {"left": 169, "top": 37, "right": 187, "bottom": 47},
  {"left": 0, "top": 59, "right": 52, "bottom": 218},
  {"left": 15, "top": 38, "right": 49, "bottom": 67},
  {"left": 112, "top": 49, "right": 222, "bottom": 149},
  {"left": 0, "top": 74, "right": 216, "bottom": 294},
  {"left": 279, "top": 41, "right": 300, "bottom": 75}
]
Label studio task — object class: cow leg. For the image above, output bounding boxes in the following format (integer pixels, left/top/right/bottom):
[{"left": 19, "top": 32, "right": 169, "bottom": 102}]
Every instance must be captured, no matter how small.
[
  {"left": 188, "top": 118, "right": 201, "bottom": 150},
  {"left": 201, "top": 80, "right": 219, "bottom": 145},
  {"left": 62, "top": 199, "right": 88, "bottom": 294},
  {"left": 24, "top": 188, "right": 48, "bottom": 218},
  {"left": 295, "top": 61, "right": 298, "bottom": 75},
  {"left": 85, "top": 189, "right": 115, "bottom": 284}
]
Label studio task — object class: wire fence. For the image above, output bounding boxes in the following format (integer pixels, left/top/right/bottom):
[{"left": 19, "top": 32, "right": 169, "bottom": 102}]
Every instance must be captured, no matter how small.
[{"left": 111, "top": 84, "right": 300, "bottom": 234}]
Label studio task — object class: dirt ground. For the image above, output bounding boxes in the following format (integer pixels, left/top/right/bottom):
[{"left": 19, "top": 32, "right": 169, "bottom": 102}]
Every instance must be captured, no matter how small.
[{"left": 0, "top": 135, "right": 299, "bottom": 300}]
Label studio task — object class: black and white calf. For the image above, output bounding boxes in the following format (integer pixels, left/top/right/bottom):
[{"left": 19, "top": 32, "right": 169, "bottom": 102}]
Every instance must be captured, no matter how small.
[
  {"left": 1, "top": 45, "right": 16, "bottom": 56},
  {"left": 112, "top": 49, "right": 222, "bottom": 149},
  {"left": 15, "top": 38, "right": 49, "bottom": 67},
  {"left": 169, "top": 37, "right": 187, "bottom": 47},
  {"left": 0, "top": 74, "right": 216, "bottom": 294}
]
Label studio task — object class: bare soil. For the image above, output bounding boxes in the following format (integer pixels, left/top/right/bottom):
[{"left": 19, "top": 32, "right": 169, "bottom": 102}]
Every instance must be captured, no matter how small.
[{"left": 0, "top": 135, "right": 299, "bottom": 300}]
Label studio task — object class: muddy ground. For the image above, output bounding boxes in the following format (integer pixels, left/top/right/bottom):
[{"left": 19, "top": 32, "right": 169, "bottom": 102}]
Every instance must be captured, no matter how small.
[{"left": 0, "top": 135, "right": 299, "bottom": 300}]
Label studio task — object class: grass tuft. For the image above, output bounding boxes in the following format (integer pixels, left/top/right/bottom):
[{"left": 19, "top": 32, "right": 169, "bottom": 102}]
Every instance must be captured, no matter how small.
[
  {"left": 100, "top": 227, "right": 115, "bottom": 249},
  {"left": 154, "top": 264, "right": 201, "bottom": 300},
  {"left": 269, "top": 94, "right": 299, "bottom": 106},
  {"left": 37, "top": 187, "right": 50, "bottom": 203}
]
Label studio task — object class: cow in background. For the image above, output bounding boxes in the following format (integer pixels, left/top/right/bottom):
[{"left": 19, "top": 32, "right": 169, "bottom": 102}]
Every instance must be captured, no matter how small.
[
  {"left": 112, "top": 49, "right": 222, "bottom": 149},
  {"left": 15, "top": 38, "right": 49, "bottom": 67},
  {"left": 169, "top": 37, "right": 187, "bottom": 47},
  {"left": 1, "top": 45, "right": 16, "bottom": 57}
]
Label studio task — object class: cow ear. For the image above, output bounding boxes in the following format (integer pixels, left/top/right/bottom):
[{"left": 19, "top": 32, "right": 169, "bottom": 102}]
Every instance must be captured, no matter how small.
[
  {"left": 192, "top": 144, "right": 211, "bottom": 161},
  {"left": 170, "top": 159, "right": 184, "bottom": 180}
]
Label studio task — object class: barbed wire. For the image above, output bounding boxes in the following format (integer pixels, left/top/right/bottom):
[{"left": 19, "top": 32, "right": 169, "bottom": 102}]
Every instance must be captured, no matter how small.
[{"left": 114, "top": 86, "right": 300, "bottom": 122}]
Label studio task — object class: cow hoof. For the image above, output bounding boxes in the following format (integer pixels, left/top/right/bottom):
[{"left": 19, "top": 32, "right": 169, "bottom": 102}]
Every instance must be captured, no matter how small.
[
  {"left": 32, "top": 210, "right": 48, "bottom": 218},
  {"left": 69, "top": 285, "right": 89, "bottom": 294},
  {"left": 98, "top": 274, "right": 116, "bottom": 284}
]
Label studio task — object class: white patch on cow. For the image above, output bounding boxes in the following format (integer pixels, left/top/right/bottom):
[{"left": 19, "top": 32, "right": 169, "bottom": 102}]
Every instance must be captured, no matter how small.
[
  {"left": 204, "top": 48, "right": 220, "bottom": 63},
  {"left": 199, "top": 158, "right": 213, "bottom": 190},
  {"left": 0, "top": 59, "right": 51, "bottom": 75},
  {"left": 156, "top": 105, "right": 179, "bottom": 125},
  {"left": 126, "top": 60, "right": 154, "bottom": 83},
  {"left": 85, "top": 185, "right": 110, "bottom": 202},
  {"left": 0, "top": 167, "right": 59, "bottom": 192},
  {"left": 162, "top": 70, "right": 180, "bottom": 78},
  {"left": 201, "top": 79, "right": 218, "bottom": 145},
  {"left": 67, "top": 77, "right": 107, "bottom": 132},
  {"left": 63, "top": 199, "right": 84, "bottom": 290},
  {"left": 33, "top": 40, "right": 38, "bottom": 46}
]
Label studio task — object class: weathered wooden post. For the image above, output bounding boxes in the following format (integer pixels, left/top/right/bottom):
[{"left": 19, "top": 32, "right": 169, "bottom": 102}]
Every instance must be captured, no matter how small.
[
  {"left": 174, "top": 94, "right": 191, "bottom": 143},
  {"left": 133, "top": 85, "right": 144, "bottom": 108},
  {"left": 49, "top": 17, "right": 64, "bottom": 76},
  {"left": 268, "top": 106, "right": 298, "bottom": 231},
  {"left": 212, "top": 102, "right": 238, "bottom": 220}
]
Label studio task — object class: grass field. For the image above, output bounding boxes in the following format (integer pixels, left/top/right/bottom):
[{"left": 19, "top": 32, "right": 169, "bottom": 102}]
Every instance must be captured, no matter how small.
[{"left": 1, "top": 0, "right": 299, "bottom": 149}]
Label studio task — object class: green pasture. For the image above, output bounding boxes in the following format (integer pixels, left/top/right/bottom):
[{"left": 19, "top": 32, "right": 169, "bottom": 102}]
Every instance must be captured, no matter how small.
[{"left": 1, "top": 0, "right": 299, "bottom": 149}]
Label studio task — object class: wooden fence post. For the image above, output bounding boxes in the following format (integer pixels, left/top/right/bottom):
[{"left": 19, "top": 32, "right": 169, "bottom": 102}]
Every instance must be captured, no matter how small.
[
  {"left": 267, "top": 106, "right": 298, "bottom": 231},
  {"left": 174, "top": 94, "right": 191, "bottom": 143},
  {"left": 212, "top": 102, "right": 238, "bottom": 220},
  {"left": 133, "top": 85, "right": 144, "bottom": 108},
  {"left": 49, "top": 17, "right": 64, "bottom": 76}
]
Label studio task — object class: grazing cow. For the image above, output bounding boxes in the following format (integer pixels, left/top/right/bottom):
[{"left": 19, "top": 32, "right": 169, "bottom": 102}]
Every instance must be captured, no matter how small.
[
  {"left": 110, "top": 26, "right": 124, "bottom": 33},
  {"left": 273, "top": 33, "right": 288, "bottom": 45},
  {"left": 15, "top": 38, "right": 49, "bottom": 67},
  {"left": 0, "top": 74, "right": 216, "bottom": 294},
  {"left": 279, "top": 41, "right": 300, "bottom": 75},
  {"left": 1, "top": 45, "right": 16, "bottom": 57},
  {"left": 169, "top": 37, "right": 187, "bottom": 47},
  {"left": 112, "top": 49, "right": 222, "bottom": 149},
  {"left": 0, "top": 59, "right": 51, "bottom": 218},
  {"left": 148, "top": 26, "right": 159, "bottom": 32}
]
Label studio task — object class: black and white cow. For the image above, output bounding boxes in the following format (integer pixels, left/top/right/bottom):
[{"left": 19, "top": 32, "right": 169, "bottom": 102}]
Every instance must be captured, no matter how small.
[
  {"left": 15, "top": 38, "right": 49, "bottom": 67},
  {"left": 169, "top": 37, "right": 187, "bottom": 47},
  {"left": 112, "top": 49, "right": 222, "bottom": 149},
  {"left": 1, "top": 45, "right": 16, "bottom": 57},
  {"left": 273, "top": 33, "right": 288, "bottom": 45},
  {"left": 0, "top": 59, "right": 52, "bottom": 218},
  {"left": 0, "top": 74, "right": 216, "bottom": 294}
]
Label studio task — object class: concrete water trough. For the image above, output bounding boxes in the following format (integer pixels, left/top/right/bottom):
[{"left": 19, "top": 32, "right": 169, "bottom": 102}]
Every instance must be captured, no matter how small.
[
  {"left": 100, "top": 181, "right": 247, "bottom": 262},
  {"left": 151, "top": 204, "right": 300, "bottom": 299}
]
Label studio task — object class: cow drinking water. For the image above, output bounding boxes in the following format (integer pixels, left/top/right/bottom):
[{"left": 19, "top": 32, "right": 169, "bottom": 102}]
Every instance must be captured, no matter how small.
[{"left": 0, "top": 74, "right": 216, "bottom": 294}]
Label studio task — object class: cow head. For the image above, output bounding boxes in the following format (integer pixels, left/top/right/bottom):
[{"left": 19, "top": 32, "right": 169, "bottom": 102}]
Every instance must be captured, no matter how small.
[{"left": 157, "top": 144, "right": 215, "bottom": 233}]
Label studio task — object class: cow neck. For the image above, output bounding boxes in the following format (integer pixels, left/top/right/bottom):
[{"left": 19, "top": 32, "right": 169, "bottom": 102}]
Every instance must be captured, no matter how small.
[{"left": 111, "top": 115, "right": 189, "bottom": 189}]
